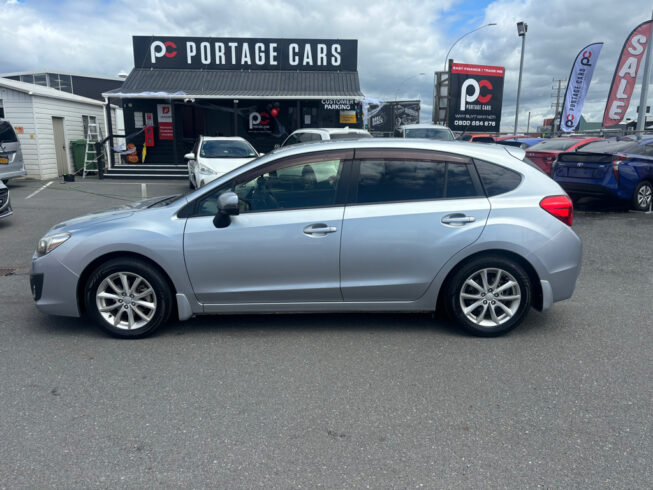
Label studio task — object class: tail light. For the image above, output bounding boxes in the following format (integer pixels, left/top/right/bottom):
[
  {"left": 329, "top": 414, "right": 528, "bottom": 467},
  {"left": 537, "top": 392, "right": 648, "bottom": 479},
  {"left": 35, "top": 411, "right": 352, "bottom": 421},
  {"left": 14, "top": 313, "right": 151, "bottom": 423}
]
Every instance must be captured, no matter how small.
[
  {"left": 540, "top": 195, "right": 573, "bottom": 226},
  {"left": 612, "top": 155, "right": 626, "bottom": 182}
]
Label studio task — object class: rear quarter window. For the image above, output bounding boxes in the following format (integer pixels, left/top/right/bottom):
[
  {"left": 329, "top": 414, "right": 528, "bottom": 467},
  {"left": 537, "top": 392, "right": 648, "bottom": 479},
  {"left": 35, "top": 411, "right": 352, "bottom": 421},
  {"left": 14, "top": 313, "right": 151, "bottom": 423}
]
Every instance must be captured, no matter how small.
[
  {"left": 474, "top": 159, "right": 522, "bottom": 196},
  {"left": 0, "top": 121, "right": 18, "bottom": 143}
]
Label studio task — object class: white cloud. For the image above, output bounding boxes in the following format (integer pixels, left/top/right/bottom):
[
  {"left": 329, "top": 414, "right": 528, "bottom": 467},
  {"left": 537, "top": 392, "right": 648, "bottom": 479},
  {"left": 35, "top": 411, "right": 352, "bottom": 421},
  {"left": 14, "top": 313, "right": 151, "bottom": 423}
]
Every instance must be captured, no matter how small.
[{"left": 1, "top": 0, "right": 652, "bottom": 131}]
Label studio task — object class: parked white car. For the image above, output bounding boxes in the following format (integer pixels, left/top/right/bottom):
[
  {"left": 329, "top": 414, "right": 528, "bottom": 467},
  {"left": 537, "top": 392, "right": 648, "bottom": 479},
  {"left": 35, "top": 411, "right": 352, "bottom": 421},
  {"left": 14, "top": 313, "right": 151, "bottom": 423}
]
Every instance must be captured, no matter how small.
[
  {"left": 281, "top": 127, "right": 372, "bottom": 147},
  {"left": 398, "top": 123, "right": 455, "bottom": 140},
  {"left": 0, "top": 180, "right": 13, "bottom": 219},
  {"left": 185, "top": 136, "right": 259, "bottom": 189}
]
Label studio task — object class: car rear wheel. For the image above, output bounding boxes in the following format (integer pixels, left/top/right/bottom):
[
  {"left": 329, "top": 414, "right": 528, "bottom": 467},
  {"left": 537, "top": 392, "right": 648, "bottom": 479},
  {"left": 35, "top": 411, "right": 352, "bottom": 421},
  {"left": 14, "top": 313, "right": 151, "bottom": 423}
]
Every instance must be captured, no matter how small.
[
  {"left": 633, "top": 181, "right": 652, "bottom": 211},
  {"left": 444, "top": 256, "right": 532, "bottom": 337},
  {"left": 85, "top": 258, "right": 173, "bottom": 338}
]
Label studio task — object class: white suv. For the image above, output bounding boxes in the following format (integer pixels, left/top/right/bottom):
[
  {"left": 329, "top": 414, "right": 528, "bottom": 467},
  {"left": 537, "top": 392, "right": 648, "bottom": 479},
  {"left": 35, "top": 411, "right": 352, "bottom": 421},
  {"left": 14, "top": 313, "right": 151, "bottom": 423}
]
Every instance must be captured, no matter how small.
[{"left": 281, "top": 127, "right": 372, "bottom": 147}]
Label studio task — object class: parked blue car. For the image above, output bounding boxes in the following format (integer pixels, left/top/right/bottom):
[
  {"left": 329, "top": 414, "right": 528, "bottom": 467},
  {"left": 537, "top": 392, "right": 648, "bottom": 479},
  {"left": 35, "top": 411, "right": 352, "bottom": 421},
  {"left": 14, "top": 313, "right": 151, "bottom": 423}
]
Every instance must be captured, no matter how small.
[{"left": 553, "top": 138, "right": 653, "bottom": 211}]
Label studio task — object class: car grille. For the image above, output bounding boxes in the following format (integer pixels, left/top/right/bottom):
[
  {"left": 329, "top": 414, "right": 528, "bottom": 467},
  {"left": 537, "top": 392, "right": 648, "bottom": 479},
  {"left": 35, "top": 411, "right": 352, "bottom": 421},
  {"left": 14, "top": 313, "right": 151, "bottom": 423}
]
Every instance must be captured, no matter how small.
[{"left": 0, "top": 189, "right": 8, "bottom": 208}]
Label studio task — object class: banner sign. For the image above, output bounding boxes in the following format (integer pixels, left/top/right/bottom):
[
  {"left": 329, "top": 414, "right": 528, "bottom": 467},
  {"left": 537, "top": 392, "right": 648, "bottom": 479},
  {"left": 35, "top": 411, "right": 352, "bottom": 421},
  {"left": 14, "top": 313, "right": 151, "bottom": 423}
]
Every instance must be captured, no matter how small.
[
  {"left": 603, "top": 20, "right": 653, "bottom": 127},
  {"left": 393, "top": 100, "right": 420, "bottom": 128},
  {"left": 368, "top": 104, "right": 393, "bottom": 132},
  {"left": 156, "top": 104, "right": 173, "bottom": 140},
  {"left": 560, "top": 43, "right": 603, "bottom": 132},
  {"left": 134, "top": 37, "right": 358, "bottom": 72},
  {"left": 447, "top": 63, "right": 504, "bottom": 132}
]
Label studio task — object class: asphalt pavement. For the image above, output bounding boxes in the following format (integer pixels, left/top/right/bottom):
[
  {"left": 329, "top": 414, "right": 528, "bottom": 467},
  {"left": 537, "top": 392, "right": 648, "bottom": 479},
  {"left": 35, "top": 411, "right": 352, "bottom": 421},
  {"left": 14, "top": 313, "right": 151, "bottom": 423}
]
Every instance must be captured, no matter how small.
[{"left": 0, "top": 177, "right": 651, "bottom": 488}]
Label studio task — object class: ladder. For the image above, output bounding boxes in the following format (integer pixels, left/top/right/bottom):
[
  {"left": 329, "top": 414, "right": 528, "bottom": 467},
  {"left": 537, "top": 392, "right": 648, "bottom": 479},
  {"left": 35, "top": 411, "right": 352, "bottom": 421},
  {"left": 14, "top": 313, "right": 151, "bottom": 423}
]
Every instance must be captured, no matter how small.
[{"left": 83, "top": 122, "right": 103, "bottom": 178}]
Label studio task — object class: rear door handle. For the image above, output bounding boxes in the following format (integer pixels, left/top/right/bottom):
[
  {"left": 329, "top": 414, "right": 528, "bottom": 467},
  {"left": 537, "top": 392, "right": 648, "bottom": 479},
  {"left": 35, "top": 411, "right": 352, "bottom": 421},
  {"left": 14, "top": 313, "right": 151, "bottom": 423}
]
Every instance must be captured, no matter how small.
[
  {"left": 303, "top": 223, "right": 338, "bottom": 236},
  {"left": 441, "top": 214, "right": 476, "bottom": 225}
]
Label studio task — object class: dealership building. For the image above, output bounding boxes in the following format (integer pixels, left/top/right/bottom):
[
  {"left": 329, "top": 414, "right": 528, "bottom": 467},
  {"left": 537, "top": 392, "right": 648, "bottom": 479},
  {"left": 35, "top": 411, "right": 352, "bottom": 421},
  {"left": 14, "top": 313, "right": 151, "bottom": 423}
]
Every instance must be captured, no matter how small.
[{"left": 102, "top": 37, "right": 365, "bottom": 178}]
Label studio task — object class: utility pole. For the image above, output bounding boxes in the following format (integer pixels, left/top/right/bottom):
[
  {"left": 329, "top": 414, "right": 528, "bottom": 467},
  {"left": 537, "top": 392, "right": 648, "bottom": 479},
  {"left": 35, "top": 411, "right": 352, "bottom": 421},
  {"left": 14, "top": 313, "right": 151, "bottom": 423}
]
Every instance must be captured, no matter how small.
[
  {"left": 551, "top": 78, "right": 566, "bottom": 136},
  {"left": 514, "top": 22, "right": 528, "bottom": 135},
  {"left": 526, "top": 111, "right": 531, "bottom": 134}
]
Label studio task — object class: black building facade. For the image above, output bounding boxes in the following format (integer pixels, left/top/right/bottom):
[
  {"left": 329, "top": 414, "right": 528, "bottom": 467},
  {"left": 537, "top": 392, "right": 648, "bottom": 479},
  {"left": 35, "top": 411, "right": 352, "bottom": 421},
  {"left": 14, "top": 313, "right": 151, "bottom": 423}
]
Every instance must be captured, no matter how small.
[{"left": 103, "top": 36, "right": 365, "bottom": 164}]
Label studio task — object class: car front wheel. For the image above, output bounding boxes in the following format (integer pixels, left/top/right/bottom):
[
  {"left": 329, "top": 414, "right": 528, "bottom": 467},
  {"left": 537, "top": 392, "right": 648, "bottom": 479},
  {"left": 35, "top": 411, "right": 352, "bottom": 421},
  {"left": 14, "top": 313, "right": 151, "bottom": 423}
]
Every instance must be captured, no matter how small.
[
  {"left": 633, "top": 180, "right": 652, "bottom": 211},
  {"left": 444, "top": 256, "right": 532, "bottom": 337},
  {"left": 85, "top": 258, "right": 173, "bottom": 338}
]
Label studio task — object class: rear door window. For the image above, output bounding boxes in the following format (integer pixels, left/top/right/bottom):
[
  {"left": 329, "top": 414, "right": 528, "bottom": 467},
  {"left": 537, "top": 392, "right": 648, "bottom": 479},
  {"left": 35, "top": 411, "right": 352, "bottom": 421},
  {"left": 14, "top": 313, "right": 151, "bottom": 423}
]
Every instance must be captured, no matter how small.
[
  {"left": 354, "top": 158, "right": 482, "bottom": 203},
  {"left": 0, "top": 121, "right": 17, "bottom": 143}
]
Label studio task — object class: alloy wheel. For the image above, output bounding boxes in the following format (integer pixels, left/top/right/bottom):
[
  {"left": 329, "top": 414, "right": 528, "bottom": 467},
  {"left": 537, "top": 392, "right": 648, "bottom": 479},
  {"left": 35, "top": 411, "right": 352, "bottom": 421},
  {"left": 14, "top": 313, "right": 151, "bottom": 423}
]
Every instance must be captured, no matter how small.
[
  {"left": 95, "top": 272, "right": 157, "bottom": 330},
  {"left": 459, "top": 268, "right": 522, "bottom": 327},
  {"left": 637, "top": 183, "right": 652, "bottom": 210}
]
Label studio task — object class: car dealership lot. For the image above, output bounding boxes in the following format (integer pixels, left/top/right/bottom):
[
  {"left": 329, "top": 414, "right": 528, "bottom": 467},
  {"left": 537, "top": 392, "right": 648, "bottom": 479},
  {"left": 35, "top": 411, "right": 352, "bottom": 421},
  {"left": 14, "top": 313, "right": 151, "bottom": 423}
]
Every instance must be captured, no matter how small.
[{"left": 0, "top": 179, "right": 651, "bottom": 488}]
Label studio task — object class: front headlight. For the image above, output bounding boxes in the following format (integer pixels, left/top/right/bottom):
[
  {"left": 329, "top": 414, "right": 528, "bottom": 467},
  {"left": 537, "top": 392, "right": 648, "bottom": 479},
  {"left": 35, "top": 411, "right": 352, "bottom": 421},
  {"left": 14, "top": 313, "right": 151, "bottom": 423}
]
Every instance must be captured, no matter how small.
[
  {"left": 36, "top": 232, "right": 71, "bottom": 257},
  {"left": 198, "top": 163, "right": 217, "bottom": 175}
]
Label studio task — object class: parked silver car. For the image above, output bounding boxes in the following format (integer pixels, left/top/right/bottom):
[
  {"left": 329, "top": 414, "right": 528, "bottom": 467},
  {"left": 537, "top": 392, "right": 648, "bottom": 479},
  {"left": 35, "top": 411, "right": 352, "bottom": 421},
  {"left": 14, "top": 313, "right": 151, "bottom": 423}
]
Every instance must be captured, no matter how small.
[
  {"left": 31, "top": 140, "right": 582, "bottom": 338},
  {"left": 0, "top": 119, "right": 27, "bottom": 184}
]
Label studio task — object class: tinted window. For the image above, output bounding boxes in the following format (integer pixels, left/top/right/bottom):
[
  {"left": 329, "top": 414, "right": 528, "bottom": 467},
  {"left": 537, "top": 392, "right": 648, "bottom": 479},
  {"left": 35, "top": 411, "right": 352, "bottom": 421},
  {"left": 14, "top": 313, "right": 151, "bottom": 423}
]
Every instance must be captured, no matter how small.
[
  {"left": 474, "top": 159, "right": 522, "bottom": 196},
  {"left": 404, "top": 128, "right": 454, "bottom": 140},
  {"left": 329, "top": 132, "right": 372, "bottom": 140},
  {"left": 200, "top": 140, "right": 257, "bottom": 158},
  {"left": 282, "top": 135, "right": 299, "bottom": 146},
  {"left": 0, "top": 121, "right": 17, "bottom": 143},
  {"left": 196, "top": 158, "right": 343, "bottom": 215},
  {"left": 529, "top": 139, "right": 586, "bottom": 151},
  {"left": 578, "top": 140, "right": 640, "bottom": 155},
  {"left": 356, "top": 159, "right": 449, "bottom": 203},
  {"left": 446, "top": 163, "right": 479, "bottom": 197}
]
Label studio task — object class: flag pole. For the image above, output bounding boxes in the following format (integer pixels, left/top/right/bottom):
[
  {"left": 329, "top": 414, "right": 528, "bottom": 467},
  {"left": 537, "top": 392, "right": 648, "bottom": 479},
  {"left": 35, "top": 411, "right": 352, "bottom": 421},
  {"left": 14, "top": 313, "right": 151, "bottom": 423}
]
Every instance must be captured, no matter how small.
[{"left": 636, "top": 10, "right": 653, "bottom": 137}]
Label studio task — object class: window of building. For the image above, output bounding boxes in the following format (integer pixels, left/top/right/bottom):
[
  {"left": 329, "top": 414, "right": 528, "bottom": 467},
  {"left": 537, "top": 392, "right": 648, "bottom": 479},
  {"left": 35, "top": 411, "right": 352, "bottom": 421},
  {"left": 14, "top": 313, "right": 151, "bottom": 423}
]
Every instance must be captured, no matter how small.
[{"left": 82, "top": 115, "right": 98, "bottom": 140}]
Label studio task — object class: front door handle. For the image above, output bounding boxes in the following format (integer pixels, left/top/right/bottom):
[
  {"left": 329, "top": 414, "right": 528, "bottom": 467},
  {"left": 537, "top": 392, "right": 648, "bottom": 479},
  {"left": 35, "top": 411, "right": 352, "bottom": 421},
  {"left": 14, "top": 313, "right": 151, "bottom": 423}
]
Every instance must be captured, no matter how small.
[
  {"left": 441, "top": 214, "right": 476, "bottom": 225},
  {"left": 303, "top": 223, "right": 338, "bottom": 236}
]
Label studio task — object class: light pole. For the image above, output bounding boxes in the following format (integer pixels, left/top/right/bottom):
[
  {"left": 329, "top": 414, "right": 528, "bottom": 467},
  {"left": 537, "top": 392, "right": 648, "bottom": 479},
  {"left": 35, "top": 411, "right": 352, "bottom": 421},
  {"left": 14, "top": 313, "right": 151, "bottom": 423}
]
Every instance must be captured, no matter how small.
[
  {"left": 514, "top": 21, "right": 527, "bottom": 135},
  {"left": 394, "top": 73, "right": 426, "bottom": 101},
  {"left": 443, "top": 23, "right": 497, "bottom": 71}
]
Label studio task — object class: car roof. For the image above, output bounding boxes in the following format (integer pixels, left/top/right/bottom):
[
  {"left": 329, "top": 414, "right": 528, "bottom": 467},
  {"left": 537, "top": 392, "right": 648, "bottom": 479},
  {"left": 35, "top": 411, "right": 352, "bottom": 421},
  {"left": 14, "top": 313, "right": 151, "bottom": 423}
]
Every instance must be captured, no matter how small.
[
  {"left": 201, "top": 136, "right": 250, "bottom": 142},
  {"left": 266, "top": 138, "right": 525, "bottom": 163},
  {"left": 400, "top": 124, "right": 451, "bottom": 130},
  {"left": 292, "top": 127, "right": 370, "bottom": 135}
]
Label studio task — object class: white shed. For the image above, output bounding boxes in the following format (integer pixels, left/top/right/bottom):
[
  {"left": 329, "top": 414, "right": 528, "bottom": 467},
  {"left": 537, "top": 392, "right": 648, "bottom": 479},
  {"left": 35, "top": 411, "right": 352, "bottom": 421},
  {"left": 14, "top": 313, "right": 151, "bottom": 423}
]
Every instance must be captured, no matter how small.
[{"left": 0, "top": 77, "right": 116, "bottom": 179}]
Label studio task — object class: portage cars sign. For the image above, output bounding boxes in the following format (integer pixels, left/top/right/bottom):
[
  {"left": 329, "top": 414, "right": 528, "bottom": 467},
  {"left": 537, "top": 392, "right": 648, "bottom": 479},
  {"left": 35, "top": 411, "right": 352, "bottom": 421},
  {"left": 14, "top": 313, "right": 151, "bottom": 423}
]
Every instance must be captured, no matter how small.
[
  {"left": 133, "top": 36, "right": 358, "bottom": 71},
  {"left": 448, "top": 63, "right": 504, "bottom": 132}
]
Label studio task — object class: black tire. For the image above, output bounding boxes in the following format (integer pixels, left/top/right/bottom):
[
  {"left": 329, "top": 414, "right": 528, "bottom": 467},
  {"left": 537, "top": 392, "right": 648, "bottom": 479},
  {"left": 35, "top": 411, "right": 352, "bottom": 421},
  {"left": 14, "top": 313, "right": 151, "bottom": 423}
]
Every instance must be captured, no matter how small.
[
  {"left": 444, "top": 255, "right": 532, "bottom": 337},
  {"left": 85, "top": 258, "right": 173, "bottom": 338},
  {"left": 189, "top": 178, "right": 195, "bottom": 189},
  {"left": 632, "top": 180, "right": 652, "bottom": 212}
]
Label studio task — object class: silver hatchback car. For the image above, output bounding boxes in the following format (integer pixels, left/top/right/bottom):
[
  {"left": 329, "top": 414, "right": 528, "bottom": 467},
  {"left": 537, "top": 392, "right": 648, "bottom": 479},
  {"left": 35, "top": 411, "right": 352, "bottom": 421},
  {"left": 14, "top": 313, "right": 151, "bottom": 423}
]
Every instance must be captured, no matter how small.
[{"left": 31, "top": 140, "right": 581, "bottom": 338}]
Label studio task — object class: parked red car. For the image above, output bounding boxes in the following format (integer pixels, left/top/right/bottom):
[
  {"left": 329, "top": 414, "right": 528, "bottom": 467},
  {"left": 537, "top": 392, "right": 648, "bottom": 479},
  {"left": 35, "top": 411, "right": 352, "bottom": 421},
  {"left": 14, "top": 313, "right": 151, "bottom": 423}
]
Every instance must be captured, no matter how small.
[{"left": 526, "top": 137, "right": 602, "bottom": 175}]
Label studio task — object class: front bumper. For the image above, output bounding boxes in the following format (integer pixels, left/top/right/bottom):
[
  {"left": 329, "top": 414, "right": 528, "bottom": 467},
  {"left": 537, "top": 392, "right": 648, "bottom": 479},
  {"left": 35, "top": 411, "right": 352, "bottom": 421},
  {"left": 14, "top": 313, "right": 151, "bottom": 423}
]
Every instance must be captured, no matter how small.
[
  {"left": 31, "top": 254, "right": 81, "bottom": 317},
  {"left": 0, "top": 191, "right": 12, "bottom": 218}
]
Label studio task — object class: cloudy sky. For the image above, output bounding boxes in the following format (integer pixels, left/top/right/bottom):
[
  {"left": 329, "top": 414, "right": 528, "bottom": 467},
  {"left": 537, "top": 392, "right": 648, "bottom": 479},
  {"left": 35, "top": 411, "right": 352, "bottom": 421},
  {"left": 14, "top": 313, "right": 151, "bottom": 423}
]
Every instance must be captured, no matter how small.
[{"left": 1, "top": 0, "right": 652, "bottom": 132}]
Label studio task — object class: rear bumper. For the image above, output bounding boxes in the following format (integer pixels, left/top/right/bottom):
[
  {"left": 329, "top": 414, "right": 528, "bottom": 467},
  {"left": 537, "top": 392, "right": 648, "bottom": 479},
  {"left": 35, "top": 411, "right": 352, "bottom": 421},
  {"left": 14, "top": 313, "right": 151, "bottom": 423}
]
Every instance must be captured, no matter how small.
[
  {"left": 0, "top": 169, "right": 27, "bottom": 180},
  {"left": 556, "top": 181, "right": 618, "bottom": 199}
]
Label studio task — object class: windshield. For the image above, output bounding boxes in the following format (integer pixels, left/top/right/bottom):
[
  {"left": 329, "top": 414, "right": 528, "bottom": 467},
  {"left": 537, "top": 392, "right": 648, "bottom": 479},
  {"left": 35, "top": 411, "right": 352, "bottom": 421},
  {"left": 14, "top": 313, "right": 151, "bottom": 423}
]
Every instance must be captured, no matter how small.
[
  {"left": 329, "top": 132, "right": 372, "bottom": 140},
  {"left": 404, "top": 128, "right": 454, "bottom": 140},
  {"left": 0, "top": 121, "right": 18, "bottom": 143},
  {"left": 200, "top": 140, "right": 257, "bottom": 158},
  {"left": 528, "top": 139, "right": 585, "bottom": 151},
  {"left": 578, "top": 140, "right": 642, "bottom": 154}
]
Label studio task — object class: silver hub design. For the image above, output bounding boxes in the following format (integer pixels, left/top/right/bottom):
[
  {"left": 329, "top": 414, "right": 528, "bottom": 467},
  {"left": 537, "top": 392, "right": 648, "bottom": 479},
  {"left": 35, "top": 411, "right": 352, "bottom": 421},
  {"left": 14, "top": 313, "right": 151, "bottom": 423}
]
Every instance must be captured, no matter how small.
[
  {"left": 637, "top": 184, "right": 652, "bottom": 209},
  {"left": 459, "top": 268, "right": 521, "bottom": 327},
  {"left": 96, "top": 272, "right": 157, "bottom": 330}
]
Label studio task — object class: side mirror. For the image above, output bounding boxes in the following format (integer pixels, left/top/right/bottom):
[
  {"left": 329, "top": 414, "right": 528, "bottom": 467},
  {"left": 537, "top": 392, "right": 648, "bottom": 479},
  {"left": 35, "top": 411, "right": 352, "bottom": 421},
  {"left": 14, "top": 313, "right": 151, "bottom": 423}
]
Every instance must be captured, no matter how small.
[
  {"left": 213, "top": 191, "right": 239, "bottom": 228},
  {"left": 184, "top": 152, "right": 195, "bottom": 160}
]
